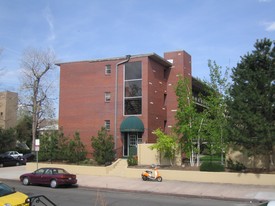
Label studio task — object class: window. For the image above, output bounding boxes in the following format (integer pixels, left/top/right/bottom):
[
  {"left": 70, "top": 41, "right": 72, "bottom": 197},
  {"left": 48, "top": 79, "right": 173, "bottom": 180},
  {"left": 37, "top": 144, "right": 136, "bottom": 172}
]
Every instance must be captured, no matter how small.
[
  {"left": 124, "top": 62, "right": 142, "bottom": 115},
  {"left": 105, "top": 92, "right": 111, "bottom": 102},
  {"left": 105, "top": 120, "right": 110, "bottom": 130},
  {"left": 105, "top": 65, "right": 111, "bottom": 75},
  {"left": 129, "top": 135, "right": 137, "bottom": 146},
  {"left": 164, "top": 93, "right": 167, "bottom": 106}
]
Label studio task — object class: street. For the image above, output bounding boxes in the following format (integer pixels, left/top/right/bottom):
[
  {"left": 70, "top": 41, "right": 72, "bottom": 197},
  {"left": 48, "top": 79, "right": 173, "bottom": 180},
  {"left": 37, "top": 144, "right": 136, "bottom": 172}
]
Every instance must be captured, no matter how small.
[{"left": 3, "top": 179, "right": 261, "bottom": 206}]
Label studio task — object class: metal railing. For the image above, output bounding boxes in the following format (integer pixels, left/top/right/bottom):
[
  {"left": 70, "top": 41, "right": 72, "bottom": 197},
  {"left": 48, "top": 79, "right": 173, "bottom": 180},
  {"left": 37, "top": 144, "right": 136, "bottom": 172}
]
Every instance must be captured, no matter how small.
[{"left": 26, "top": 195, "right": 57, "bottom": 206}]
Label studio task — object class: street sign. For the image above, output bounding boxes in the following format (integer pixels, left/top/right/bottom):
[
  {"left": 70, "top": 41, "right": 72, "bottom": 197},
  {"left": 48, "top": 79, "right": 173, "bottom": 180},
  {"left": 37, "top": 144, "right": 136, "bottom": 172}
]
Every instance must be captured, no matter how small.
[{"left": 35, "top": 139, "right": 40, "bottom": 151}]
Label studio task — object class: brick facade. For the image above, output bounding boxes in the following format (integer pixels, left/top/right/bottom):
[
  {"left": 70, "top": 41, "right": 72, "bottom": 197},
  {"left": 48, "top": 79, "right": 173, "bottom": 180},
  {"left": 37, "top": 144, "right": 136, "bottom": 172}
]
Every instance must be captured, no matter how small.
[{"left": 58, "top": 51, "right": 192, "bottom": 158}]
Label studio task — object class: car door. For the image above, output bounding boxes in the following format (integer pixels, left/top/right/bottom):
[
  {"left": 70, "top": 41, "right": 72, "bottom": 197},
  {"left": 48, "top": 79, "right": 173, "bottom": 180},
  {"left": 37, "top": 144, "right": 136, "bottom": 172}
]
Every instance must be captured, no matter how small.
[
  {"left": 41, "top": 169, "right": 53, "bottom": 185},
  {"left": 30, "top": 168, "right": 46, "bottom": 184},
  {"left": 4, "top": 156, "right": 15, "bottom": 166}
]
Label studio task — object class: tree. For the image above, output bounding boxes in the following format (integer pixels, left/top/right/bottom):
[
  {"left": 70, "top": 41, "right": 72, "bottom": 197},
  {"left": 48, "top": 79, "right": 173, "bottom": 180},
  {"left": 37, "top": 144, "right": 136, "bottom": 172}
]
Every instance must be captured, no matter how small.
[
  {"left": 91, "top": 127, "right": 115, "bottom": 165},
  {"left": 65, "top": 131, "right": 87, "bottom": 164},
  {"left": 19, "top": 48, "right": 57, "bottom": 151},
  {"left": 0, "top": 128, "right": 17, "bottom": 152},
  {"left": 174, "top": 76, "right": 202, "bottom": 166},
  {"left": 202, "top": 60, "right": 230, "bottom": 164},
  {"left": 227, "top": 38, "right": 275, "bottom": 170},
  {"left": 39, "top": 130, "right": 60, "bottom": 162},
  {"left": 150, "top": 128, "right": 178, "bottom": 166},
  {"left": 16, "top": 115, "right": 32, "bottom": 147}
]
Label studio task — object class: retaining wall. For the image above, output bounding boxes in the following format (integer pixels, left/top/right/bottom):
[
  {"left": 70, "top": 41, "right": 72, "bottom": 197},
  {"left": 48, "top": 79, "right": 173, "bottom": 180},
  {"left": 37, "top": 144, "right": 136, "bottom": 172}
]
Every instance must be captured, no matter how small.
[{"left": 26, "top": 162, "right": 275, "bottom": 186}]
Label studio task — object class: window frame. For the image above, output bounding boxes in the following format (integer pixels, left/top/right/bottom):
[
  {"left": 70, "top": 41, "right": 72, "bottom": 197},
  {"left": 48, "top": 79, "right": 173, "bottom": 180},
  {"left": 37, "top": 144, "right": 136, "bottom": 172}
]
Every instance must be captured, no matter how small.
[
  {"left": 104, "top": 120, "right": 110, "bottom": 130},
  {"left": 105, "top": 64, "right": 111, "bottom": 75},
  {"left": 105, "top": 92, "right": 111, "bottom": 102},
  {"left": 123, "top": 61, "right": 142, "bottom": 116}
]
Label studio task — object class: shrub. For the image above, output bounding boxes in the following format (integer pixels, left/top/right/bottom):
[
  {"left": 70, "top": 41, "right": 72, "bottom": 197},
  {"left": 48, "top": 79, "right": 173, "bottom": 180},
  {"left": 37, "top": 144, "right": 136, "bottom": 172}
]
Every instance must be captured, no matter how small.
[
  {"left": 200, "top": 162, "right": 225, "bottom": 172},
  {"left": 91, "top": 127, "right": 115, "bottom": 165},
  {"left": 200, "top": 155, "right": 221, "bottom": 162},
  {"left": 127, "top": 155, "right": 138, "bottom": 166},
  {"left": 226, "top": 158, "right": 246, "bottom": 172},
  {"left": 65, "top": 131, "right": 87, "bottom": 164}
]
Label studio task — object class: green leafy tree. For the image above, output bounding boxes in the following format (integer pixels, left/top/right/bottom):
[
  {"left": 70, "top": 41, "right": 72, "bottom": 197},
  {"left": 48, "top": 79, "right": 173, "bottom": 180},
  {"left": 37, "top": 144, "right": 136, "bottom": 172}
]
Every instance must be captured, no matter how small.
[
  {"left": 174, "top": 76, "right": 202, "bottom": 166},
  {"left": 227, "top": 38, "right": 275, "bottom": 170},
  {"left": 150, "top": 128, "right": 178, "bottom": 166},
  {"left": 0, "top": 128, "right": 17, "bottom": 152},
  {"left": 91, "top": 127, "right": 115, "bottom": 165},
  {"left": 56, "top": 129, "right": 70, "bottom": 160},
  {"left": 65, "top": 131, "right": 87, "bottom": 164},
  {"left": 201, "top": 60, "right": 230, "bottom": 164},
  {"left": 16, "top": 115, "right": 32, "bottom": 148},
  {"left": 39, "top": 131, "right": 59, "bottom": 162}
]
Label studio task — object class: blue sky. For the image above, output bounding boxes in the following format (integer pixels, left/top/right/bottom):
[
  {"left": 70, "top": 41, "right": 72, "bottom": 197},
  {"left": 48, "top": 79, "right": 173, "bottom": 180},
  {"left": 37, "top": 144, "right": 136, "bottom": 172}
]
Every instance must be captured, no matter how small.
[{"left": 0, "top": 0, "right": 275, "bottom": 92}]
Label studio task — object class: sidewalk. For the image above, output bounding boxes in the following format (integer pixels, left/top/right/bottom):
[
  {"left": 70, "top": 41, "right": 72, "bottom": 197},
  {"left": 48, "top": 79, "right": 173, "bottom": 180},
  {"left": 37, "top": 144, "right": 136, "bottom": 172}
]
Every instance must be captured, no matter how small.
[{"left": 1, "top": 166, "right": 275, "bottom": 203}]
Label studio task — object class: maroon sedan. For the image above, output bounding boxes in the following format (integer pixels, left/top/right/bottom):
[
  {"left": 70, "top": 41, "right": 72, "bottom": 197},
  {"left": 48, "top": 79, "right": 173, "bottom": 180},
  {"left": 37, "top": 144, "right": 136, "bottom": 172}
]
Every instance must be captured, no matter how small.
[{"left": 20, "top": 167, "right": 77, "bottom": 188}]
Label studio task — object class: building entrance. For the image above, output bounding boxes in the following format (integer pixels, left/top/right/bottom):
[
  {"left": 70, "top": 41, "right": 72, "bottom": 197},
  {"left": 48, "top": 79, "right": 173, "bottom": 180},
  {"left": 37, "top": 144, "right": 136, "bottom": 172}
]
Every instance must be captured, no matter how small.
[{"left": 123, "top": 132, "right": 142, "bottom": 157}]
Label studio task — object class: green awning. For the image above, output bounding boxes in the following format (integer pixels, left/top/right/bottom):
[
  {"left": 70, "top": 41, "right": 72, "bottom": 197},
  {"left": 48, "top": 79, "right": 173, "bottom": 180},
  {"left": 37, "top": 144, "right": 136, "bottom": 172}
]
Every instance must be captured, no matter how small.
[{"left": 120, "top": 116, "right": 144, "bottom": 132}]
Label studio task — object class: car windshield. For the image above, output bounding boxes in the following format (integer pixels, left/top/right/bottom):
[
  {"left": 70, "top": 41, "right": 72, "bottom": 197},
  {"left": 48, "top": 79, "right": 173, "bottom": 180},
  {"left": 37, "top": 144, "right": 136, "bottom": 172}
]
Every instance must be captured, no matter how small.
[{"left": 0, "top": 183, "right": 15, "bottom": 197}]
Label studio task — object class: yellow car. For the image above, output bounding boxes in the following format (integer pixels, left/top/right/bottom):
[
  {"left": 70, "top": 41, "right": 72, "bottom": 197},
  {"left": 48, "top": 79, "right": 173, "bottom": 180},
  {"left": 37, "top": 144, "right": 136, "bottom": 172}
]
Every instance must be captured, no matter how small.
[{"left": 0, "top": 182, "right": 29, "bottom": 206}]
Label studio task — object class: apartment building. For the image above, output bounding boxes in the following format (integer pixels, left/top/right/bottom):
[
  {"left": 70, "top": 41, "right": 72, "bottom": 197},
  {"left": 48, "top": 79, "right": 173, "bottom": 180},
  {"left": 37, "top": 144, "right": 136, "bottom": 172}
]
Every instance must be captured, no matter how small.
[
  {"left": 0, "top": 91, "right": 18, "bottom": 129},
  {"left": 57, "top": 50, "right": 199, "bottom": 158}
]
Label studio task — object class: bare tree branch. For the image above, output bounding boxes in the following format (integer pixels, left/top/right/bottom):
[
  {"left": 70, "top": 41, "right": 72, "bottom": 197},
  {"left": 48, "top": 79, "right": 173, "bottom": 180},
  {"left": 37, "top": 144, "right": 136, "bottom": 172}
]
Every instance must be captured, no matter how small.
[{"left": 19, "top": 47, "right": 57, "bottom": 151}]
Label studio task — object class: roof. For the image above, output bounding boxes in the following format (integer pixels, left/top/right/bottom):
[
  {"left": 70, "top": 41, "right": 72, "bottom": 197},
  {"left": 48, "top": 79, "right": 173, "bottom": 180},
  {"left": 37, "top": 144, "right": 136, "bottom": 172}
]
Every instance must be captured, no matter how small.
[
  {"left": 38, "top": 124, "right": 58, "bottom": 131},
  {"left": 55, "top": 53, "right": 172, "bottom": 68}
]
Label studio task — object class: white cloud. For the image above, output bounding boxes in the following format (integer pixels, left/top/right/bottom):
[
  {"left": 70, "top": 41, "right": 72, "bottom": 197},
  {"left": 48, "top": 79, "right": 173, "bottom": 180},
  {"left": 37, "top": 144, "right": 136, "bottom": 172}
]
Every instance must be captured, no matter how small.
[
  {"left": 264, "top": 22, "right": 275, "bottom": 31},
  {"left": 44, "top": 6, "right": 55, "bottom": 41}
]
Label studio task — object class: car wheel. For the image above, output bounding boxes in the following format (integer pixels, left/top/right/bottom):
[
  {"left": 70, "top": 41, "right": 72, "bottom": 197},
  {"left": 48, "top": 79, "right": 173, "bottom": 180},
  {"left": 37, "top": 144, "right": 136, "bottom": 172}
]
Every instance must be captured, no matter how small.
[
  {"left": 16, "top": 162, "right": 20, "bottom": 166},
  {"left": 22, "top": 177, "right": 30, "bottom": 185},
  {"left": 50, "top": 179, "right": 57, "bottom": 188},
  {"left": 0, "top": 163, "right": 3, "bottom": 168}
]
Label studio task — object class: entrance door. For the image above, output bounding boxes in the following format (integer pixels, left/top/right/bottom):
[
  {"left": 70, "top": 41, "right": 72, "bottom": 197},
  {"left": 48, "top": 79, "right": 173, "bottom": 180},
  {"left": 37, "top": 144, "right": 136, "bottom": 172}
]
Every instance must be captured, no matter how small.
[
  {"left": 123, "top": 133, "right": 140, "bottom": 157},
  {"left": 129, "top": 134, "right": 137, "bottom": 156}
]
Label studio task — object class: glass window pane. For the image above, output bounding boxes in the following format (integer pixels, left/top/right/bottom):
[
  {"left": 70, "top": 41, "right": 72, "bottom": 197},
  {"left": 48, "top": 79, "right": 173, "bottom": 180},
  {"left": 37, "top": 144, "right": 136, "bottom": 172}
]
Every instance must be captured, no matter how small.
[
  {"left": 125, "top": 62, "right": 142, "bottom": 80},
  {"left": 105, "top": 65, "right": 111, "bottom": 75},
  {"left": 129, "top": 135, "right": 137, "bottom": 146},
  {"left": 125, "top": 98, "right": 142, "bottom": 115},
  {"left": 125, "top": 80, "right": 142, "bottom": 97},
  {"left": 105, "top": 120, "right": 110, "bottom": 130},
  {"left": 105, "top": 92, "right": 111, "bottom": 102}
]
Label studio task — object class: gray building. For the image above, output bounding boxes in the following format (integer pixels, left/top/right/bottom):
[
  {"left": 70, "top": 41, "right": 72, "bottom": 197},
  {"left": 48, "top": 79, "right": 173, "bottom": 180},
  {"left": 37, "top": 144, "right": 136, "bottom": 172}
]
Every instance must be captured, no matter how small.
[{"left": 0, "top": 91, "right": 18, "bottom": 129}]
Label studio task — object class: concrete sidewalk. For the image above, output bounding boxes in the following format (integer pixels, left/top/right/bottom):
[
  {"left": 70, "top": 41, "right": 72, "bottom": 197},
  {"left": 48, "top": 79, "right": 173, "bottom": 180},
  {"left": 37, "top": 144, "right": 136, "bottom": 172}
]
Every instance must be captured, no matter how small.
[{"left": 1, "top": 166, "right": 275, "bottom": 203}]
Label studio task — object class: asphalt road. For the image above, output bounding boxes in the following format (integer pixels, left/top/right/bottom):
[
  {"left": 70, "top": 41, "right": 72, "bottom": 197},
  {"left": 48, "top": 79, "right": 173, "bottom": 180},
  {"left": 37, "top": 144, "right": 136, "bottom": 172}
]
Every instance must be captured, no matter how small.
[{"left": 4, "top": 179, "right": 262, "bottom": 206}]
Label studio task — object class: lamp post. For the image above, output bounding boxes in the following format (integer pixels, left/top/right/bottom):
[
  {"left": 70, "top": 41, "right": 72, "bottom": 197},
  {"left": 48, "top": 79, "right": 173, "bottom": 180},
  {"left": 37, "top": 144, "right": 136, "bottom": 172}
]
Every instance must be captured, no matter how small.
[{"left": 114, "top": 55, "right": 131, "bottom": 155}]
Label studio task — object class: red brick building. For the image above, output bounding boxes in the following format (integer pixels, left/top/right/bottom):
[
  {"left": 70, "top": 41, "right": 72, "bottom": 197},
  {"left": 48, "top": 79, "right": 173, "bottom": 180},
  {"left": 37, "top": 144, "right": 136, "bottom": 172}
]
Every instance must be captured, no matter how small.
[{"left": 57, "top": 50, "right": 193, "bottom": 158}]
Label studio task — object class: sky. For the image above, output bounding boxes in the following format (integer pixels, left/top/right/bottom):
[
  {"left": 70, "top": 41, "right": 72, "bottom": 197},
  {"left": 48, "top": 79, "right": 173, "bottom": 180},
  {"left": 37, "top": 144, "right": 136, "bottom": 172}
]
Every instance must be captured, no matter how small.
[{"left": 0, "top": 0, "right": 275, "bottom": 92}]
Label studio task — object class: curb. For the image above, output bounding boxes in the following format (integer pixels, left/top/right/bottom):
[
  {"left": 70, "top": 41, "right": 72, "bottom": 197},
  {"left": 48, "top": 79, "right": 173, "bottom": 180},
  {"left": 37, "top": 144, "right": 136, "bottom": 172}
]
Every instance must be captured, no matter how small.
[
  {"left": 77, "top": 184, "right": 264, "bottom": 204},
  {"left": 0, "top": 178, "right": 270, "bottom": 204}
]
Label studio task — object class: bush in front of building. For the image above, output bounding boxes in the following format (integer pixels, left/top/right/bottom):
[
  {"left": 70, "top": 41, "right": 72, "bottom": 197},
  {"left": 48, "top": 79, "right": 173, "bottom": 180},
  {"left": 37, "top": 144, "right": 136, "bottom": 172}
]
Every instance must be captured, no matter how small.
[
  {"left": 200, "top": 161, "right": 225, "bottom": 172},
  {"left": 127, "top": 155, "right": 138, "bottom": 166},
  {"left": 65, "top": 131, "right": 87, "bottom": 164},
  {"left": 91, "top": 127, "right": 115, "bottom": 165},
  {"left": 38, "top": 130, "right": 87, "bottom": 164}
]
